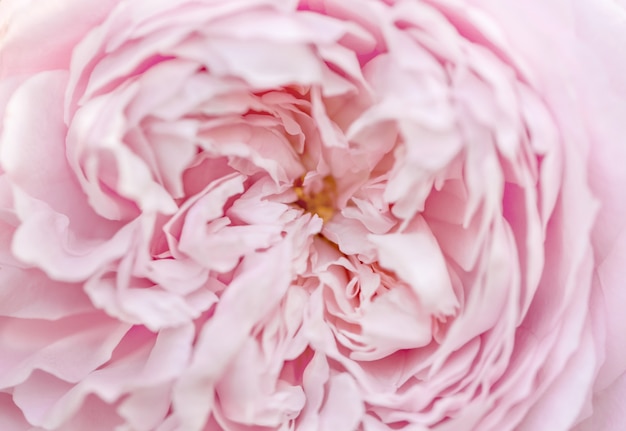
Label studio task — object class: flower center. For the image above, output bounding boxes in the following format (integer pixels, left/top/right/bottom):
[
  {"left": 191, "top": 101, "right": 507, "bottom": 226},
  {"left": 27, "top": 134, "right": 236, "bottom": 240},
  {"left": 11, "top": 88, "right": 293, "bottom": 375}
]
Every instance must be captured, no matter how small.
[{"left": 293, "top": 175, "right": 337, "bottom": 222}]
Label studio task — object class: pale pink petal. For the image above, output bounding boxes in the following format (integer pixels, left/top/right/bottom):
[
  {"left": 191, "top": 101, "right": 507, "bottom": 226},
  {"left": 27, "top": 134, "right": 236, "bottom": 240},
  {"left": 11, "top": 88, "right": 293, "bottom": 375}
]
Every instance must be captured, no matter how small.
[
  {"left": 369, "top": 217, "right": 458, "bottom": 317},
  {"left": 37, "top": 324, "right": 192, "bottom": 429},
  {"left": 216, "top": 339, "right": 305, "bottom": 427},
  {"left": 0, "top": 0, "right": 118, "bottom": 75},
  {"left": 85, "top": 273, "right": 216, "bottom": 331},
  {"left": 0, "top": 70, "right": 121, "bottom": 237},
  {"left": 516, "top": 324, "right": 596, "bottom": 431},
  {"left": 567, "top": 0, "right": 626, "bottom": 394},
  {"left": 574, "top": 370, "right": 626, "bottom": 431},
  {"left": 353, "top": 287, "right": 433, "bottom": 360},
  {"left": 297, "top": 352, "right": 329, "bottom": 431},
  {"left": 174, "top": 242, "right": 293, "bottom": 431},
  {"left": 118, "top": 384, "right": 173, "bottom": 431},
  {"left": 0, "top": 267, "right": 93, "bottom": 319},
  {"left": 0, "top": 313, "right": 129, "bottom": 388},
  {"left": 318, "top": 373, "right": 364, "bottom": 431},
  {"left": 11, "top": 193, "right": 136, "bottom": 282},
  {"left": 0, "top": 392, "right": 33, "bottom": 431}
]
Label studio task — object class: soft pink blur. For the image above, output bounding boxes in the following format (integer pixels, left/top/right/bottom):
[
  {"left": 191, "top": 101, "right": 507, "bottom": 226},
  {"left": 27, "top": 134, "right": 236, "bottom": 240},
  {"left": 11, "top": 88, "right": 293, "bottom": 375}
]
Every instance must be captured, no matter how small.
[{"left": 0, "top": 0, "right": 624, "bottom": 430}]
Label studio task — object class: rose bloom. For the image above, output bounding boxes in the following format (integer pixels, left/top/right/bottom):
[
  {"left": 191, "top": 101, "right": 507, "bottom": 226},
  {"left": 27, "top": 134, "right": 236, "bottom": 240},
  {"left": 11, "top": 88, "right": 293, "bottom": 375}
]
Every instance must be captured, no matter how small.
[{"left": 0, "top": 0, "right": 625, "bottom": 430}]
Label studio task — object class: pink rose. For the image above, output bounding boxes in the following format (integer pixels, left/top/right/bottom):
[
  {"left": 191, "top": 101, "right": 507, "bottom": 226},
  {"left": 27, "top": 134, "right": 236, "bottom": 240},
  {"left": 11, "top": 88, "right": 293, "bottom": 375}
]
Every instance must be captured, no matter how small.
[{"left": 0, "top": 0, "right": 625, "bottom": 430}]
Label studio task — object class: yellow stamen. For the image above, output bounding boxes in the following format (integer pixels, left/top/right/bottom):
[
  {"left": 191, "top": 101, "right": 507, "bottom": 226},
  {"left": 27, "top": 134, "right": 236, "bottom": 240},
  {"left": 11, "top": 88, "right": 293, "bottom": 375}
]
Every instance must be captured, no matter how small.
[{"left": 294, "top": 175, "right": 337, "bottom": 223}]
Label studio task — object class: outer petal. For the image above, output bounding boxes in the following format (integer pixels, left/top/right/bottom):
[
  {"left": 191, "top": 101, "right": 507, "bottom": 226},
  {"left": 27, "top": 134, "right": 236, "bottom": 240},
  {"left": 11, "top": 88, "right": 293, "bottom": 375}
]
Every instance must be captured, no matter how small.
[
  {"left": 574, "top": 371, "right": 626, "bottom": 431},
  {"left": 570, "top": 0, "right": 626, "bottom": 392},
  {"left": 1, "top": 70, "right": 131, "bottom": 281},
  {"left": 466, "top": 0, "right": 626, "bottom": 426},
  {"left": 0, "top": 393, "right": 32, "bottom": 431},
  {"left": 0, "top": 0, "right": 118, "bottom": 75}
]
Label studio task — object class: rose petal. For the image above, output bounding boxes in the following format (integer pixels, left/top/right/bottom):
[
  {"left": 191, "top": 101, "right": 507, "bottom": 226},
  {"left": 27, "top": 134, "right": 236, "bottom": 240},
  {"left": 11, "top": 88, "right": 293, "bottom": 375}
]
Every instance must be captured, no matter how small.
[{"left": 369, "top": 217, "right": 458, "bottom": 317}]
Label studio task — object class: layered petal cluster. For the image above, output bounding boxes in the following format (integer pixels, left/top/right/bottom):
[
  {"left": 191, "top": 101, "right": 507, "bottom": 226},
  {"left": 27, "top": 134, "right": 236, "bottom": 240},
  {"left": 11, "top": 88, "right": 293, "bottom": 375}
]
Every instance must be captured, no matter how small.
[{"left": 0, "top": 0, "right": 625, "bottom": 430}]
